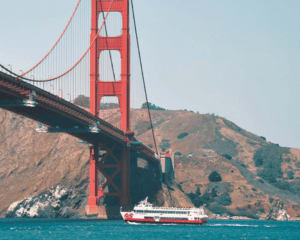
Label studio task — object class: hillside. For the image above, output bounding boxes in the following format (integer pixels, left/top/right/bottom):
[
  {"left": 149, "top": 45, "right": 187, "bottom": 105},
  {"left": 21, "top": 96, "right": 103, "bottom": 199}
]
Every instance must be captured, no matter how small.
[{"left": 1, "top": 107, "right": 300, "bottom": 219}]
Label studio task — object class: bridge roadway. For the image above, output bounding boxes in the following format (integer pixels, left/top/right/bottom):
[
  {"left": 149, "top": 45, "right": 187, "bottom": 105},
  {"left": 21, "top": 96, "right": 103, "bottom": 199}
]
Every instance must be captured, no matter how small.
[{"left": 0, "top": 71, "right": 158, "bottom": 163}]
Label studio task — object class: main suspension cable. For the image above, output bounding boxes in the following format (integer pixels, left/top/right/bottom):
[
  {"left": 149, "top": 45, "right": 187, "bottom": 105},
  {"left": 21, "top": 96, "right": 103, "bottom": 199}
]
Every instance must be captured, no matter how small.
[
  {"left": 21, "top": 0, "right": 82, "bottom": 77},
  {"left": 130, "top": 0, "right": 158, "bottom": 154},
  {"left": 0, "top": 0, "right": 116, "bottom": 83}
]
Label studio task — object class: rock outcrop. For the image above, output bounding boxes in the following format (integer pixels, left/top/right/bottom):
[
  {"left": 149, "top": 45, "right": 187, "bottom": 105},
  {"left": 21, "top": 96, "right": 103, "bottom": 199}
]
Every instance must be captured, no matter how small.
[
  {"left": 266, "top": 199, "right": 290, "bottom": 221},
  {"left": 6, "top": 185, "right": 85, "bottom": 218}
]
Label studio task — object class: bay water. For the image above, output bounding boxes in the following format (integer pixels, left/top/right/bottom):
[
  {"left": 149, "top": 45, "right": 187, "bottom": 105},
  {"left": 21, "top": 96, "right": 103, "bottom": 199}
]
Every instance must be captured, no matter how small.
[{"left": 0, "top": 219, "right": 299, "bottom": 240}]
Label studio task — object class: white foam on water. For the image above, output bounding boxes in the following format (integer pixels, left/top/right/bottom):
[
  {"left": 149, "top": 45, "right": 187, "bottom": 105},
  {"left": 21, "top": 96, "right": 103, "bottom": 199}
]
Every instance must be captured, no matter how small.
[
  {"left": 263, "top": 225, "right": 275, "bottom": 228},
  {"left": 208, "top": 223, "right": 259, "bottom": 227},
  {"left": 127, "top": 222, "right": 142, "bottom": 225}
]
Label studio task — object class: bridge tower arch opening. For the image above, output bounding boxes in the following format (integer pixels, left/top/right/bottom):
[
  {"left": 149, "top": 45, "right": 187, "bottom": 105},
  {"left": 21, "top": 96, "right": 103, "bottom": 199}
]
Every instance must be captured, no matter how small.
[{"left": 87, "top": 0, "right": 131, "bottom": 216}]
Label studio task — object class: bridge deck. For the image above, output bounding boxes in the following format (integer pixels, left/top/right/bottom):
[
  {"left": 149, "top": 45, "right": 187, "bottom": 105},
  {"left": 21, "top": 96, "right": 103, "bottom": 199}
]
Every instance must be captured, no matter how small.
[{"left": 0, "top": 71, "right": 158, "bottom": 163}]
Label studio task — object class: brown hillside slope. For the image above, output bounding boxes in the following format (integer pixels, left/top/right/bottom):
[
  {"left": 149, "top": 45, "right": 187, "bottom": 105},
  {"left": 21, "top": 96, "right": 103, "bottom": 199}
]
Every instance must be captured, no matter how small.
[
  {"left": 130, "top": 109, "right": 300, "bottom": 218},
  {"left": 0, "top": 110, "right": 89, "bottom": 216},
  {"left": 1, "top": 108, "right": 300, "bottom": 219}
]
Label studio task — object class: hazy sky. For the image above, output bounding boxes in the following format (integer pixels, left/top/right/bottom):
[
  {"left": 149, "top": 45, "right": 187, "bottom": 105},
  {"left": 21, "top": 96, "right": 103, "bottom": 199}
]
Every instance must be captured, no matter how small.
[{"left": 0, "top": 0, "right": 299, "bottom": 148}]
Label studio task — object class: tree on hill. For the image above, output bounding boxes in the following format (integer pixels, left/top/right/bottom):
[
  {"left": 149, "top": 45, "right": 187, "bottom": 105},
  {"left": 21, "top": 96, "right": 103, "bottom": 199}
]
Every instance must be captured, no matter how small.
[
  {"left": 141, "top": 102, "right": 165, "bottom": 111},
  {"left": 209, "top": 171, "right": 222, "bottom": 182},
  {"left": 253, "top": 144, "right": 289, "bottom": 183}
]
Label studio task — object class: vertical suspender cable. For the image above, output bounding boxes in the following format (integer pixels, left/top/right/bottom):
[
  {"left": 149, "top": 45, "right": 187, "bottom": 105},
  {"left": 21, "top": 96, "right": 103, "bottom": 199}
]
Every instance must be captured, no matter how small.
[{"left": 130, "top": 0, "right": 158, "bottom": 154}]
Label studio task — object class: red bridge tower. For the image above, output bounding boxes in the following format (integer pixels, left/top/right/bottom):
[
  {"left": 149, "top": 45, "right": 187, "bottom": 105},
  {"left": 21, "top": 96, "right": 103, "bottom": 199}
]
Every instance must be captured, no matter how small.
[{"left": 86, "top": 0, "right": 131, "bottom": 216}]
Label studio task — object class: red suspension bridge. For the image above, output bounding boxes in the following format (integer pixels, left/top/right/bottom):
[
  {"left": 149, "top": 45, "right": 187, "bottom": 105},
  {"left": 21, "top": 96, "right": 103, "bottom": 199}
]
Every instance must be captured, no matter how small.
[{"left": 0, "top": 0, "right": 170, "bottom": 217}]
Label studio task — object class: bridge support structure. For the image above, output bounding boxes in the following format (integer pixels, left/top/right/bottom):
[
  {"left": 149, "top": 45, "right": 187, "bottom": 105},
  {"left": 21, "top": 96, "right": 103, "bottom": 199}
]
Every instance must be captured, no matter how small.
[
  {"left": 86, "top": 142, "right": 132, "bottom": 217},
  {"left": 87, "top": 0, "right": 131, "bottom": 217}
]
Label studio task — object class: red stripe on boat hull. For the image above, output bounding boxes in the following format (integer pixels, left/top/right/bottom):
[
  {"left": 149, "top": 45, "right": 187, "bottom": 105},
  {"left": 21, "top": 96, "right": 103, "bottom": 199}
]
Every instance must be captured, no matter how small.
[{"left": 125, "top": 218, "right": 207, "bottom": 225}]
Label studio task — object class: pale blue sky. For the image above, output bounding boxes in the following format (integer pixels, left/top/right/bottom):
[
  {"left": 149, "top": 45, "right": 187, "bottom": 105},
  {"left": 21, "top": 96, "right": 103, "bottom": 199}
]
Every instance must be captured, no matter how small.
[{"left": 0, "top": 0, "right": 299, "bottom": 148}]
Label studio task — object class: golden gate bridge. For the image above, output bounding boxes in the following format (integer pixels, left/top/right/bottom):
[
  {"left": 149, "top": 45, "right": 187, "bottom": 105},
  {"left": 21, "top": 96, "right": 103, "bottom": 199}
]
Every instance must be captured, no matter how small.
[{"left": 0, "top": 0, "right": 173, "bottom": 217}]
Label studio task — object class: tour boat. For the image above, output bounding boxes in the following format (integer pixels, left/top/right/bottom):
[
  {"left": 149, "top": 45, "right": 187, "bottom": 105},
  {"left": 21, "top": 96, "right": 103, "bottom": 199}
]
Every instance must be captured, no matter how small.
[{"left": 121, "top": 197, "right": 208, "bottom": 225}]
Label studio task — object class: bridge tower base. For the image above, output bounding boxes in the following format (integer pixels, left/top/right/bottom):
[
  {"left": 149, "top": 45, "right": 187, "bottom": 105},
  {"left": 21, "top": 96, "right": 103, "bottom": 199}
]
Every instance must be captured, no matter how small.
[{"left": 85, "top": 144, "right": 131, "bottom": 218}]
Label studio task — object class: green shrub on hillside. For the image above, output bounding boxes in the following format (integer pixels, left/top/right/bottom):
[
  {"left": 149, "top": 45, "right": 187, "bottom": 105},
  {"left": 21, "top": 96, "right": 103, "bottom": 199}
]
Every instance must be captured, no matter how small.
[
  {"left": 177, "top": 132, "right": 189, "bottom": 139},
  {"left": 222, "top": 154, "right": 232, "bottom": 160},
  {"left": 208, "top": 171, "right": 222, "bottom": 182},
  {"left": 141, "top": 102, "right": 165, "bottom": 111},
  {"left": 260, "top": 136, "right": 266, "bottom": 141}
]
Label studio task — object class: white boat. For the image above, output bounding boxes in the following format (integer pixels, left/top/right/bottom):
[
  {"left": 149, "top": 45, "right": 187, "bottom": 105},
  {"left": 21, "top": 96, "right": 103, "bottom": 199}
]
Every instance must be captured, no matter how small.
[{"left": 121, "top": 197, "right": 208, "bottom": 225}]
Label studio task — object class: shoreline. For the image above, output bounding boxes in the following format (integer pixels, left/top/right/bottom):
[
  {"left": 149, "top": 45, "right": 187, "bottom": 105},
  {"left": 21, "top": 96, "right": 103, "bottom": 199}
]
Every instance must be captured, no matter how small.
[{"left": 1, "top": 216, "right": 300, "bottom": 221}]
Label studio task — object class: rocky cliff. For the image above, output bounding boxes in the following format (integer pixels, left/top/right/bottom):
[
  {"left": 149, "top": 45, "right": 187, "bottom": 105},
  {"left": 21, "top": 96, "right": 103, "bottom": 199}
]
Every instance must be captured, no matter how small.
[{"left": 1, "top": 107, "right": 300, "bottom": 219}]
